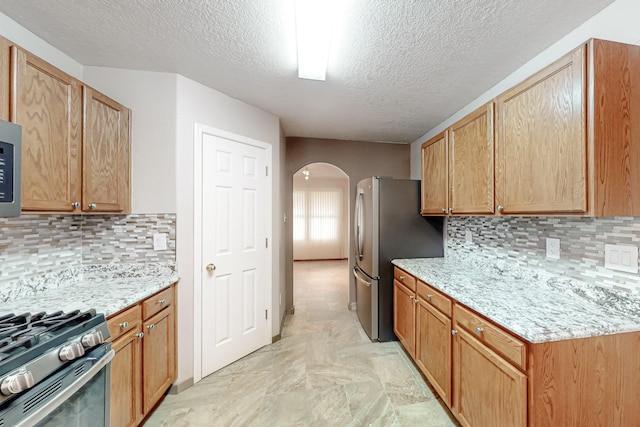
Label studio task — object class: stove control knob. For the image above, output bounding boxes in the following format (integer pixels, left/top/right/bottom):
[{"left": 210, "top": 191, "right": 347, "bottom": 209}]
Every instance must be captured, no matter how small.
[
  {"left": 1, "top": 370, "right": 35, "bottom": 395},
  {"left": 59, "top": 342, "right": 85, "bottom": 362},
  {"left": 81, "top": 330, "right": 105, "bottom": 348}
]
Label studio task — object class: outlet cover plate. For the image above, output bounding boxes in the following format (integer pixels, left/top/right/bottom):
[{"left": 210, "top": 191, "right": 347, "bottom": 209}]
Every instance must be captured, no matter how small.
[
  {"left": 546, "top": 238, "right": 560, "bottom": 259},
  {"left": 605, "top": 244, "right": 638, "bottom": 273},
  {"left": 153, "top": 233, "right": 167, "bottom": 251}
]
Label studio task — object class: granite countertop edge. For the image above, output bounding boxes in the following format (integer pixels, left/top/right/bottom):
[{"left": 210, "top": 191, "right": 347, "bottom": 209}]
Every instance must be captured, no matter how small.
[
  {"left": 392, "top": 257, "right": 640, "bottom": 344},
  {"left": 1, "top": 265, "right": 180, "bottom": 318}
]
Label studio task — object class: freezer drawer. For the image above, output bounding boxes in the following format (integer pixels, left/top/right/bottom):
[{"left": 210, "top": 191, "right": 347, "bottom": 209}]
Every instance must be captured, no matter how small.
[{"left": 353, "top": 265, "right": 378, "bottom": 340}]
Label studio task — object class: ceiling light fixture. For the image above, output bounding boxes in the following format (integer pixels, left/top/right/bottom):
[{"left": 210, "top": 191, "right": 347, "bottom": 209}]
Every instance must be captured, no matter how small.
[
  {"left": 294, "top": 0, "right": 337, "bottom": 81},
  {"left": 302, "top": 167, "right": 310, "bottom": 180}
]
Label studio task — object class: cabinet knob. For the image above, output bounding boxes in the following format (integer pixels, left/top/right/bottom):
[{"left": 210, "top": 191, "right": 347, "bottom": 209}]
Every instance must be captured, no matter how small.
[
  {"left": 448, "top": 208, "right": 453, "bottom": 213},
  {"left": 135, "top": 332, "right": 144, "bottom": 339},
  {"left": 409, "top": 295, "right": 414, "bottom": 300},
  {"left": 476, "top": 327, "right": 484, "bottom": 335},
  {"left": 426, "top": 294, "right": 433, "bottom": 299},
  {"left": 119, "top": 321, "right": 129, "bottom": 328},
  {"left": 414, "top": 299, "right": 419, "bottom": 304},
  {"left": 158, "top": 298, "right": 167, "bottom": 305},
  {"left": 496, "top": 205, "right": 503, "bottom": 212},
  {"left": 147, "top": 324, "right": 155, "bottom": 330},
  {"left": 88, "top": 203, "right": 97, "bottom": 209},
  {"left": 399, "top": 275, "right": 405, "bottom": 280},
  {"left": 441, "top": 208, "right": 446, "bottom": 213},
  {"left": 451, "top": 330, "right": 458, "bottom": 336},
  {"left": 72, "top": 202, "right": 80, "bottom": 208}
]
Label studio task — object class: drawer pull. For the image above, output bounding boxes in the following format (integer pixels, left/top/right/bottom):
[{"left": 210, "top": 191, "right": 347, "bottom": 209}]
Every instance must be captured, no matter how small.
[
  {"left": 158, "top": 299, "right": 167, "bottom": 305},
  {"left": 119, "top": 321, "right": 129, "bottom": 328},
  {"left": 399, "top": 275, "right": 405, "bottom": 280},
  {"left": 414, "top": 299, "right": 419, "bottom": 304},
  {"left": 409, "top": 295, "right": 414, "bottom": 300},
  {"left": 147, "top": 324, "right": 155, "bottom": 330},
  {"left": 426, "top": 294, "right": 433, "bottom": 299},
  {"left": 476, "top": 327, "right": 484, "bottom": 335},
  {"left": 135, "top": 332, "right": 144, "bottom": 339}
]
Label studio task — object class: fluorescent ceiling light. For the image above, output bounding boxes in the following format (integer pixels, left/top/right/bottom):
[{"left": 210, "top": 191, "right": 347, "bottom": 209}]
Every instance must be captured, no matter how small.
[{"left": 295, "top": 0, "right": 337, "bottom": 81}]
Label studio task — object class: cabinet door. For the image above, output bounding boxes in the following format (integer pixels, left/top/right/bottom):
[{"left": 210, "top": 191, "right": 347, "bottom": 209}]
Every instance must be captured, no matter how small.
[
  {"left": 416, "top": 300, "right": 452, "bottom": 407},
  {"left": 421, "top": 132, "right": 448, "bottom": 215},
  {"left": 449, "top": 103, "right": 494, "bottom": 214},
  {"left": 453, "top": 327, "right": 527, "bottom": 427},
  {"left": 11, "top": 46, "right": 82, "bottom": 212},
  {"left": 83, "top": 86, "right": 130, "bottom": 212},
  {"left": 110, "top": 328, "right": 143, "bottom": 427},
  {"left": 393, "top": 279, "right": 416, "bottom": 358},
  {"left": 496, "top": 46, "right": 586, "bottom": 214},
  {"left": 142, "top": 307, "right": 175, "bottom": 414}
]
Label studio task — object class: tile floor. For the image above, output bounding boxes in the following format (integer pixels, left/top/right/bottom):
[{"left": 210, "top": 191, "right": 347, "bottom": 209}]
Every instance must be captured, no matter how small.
[{"left": 144, "top": 260, "right": 459, "bottom": 426}]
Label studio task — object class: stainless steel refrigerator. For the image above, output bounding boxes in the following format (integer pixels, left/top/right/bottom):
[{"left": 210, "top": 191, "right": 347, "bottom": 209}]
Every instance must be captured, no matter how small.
[{"left": 353, "top": 177, "right": 444, "bottom": 341}]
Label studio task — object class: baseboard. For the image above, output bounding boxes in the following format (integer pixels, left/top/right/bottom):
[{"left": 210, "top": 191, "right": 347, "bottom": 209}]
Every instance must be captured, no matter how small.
[{"left": 168, "top": 377, "right": 194, "bottom": 395}]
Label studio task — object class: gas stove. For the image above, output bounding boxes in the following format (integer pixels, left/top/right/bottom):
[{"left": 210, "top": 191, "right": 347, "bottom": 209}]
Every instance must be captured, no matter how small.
[{"left": 0, "top": 309, "right": 111, "bottom": 406}]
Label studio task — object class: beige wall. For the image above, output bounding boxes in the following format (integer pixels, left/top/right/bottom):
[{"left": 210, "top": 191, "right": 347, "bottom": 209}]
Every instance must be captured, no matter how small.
[{"left": 285, "top": 137, "right": 411, "bottom": 309}]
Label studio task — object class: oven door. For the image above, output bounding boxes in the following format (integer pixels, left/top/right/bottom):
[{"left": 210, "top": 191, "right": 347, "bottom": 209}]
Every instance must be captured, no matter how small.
[{"left": 0, "top": 344, "right": 114, "bottom": 427}]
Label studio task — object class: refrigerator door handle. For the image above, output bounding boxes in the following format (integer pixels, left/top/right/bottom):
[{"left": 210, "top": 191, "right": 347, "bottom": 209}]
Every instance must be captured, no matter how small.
[
  {"left": 353, "top": 266, "right": 372, "bottom": 287},
  {"left": 355, "top": 189, "right": 364, "bottom": 261}
]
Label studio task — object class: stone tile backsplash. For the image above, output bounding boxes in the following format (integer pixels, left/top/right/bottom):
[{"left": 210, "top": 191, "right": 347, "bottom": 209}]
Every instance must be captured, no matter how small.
[
  {"left": 447, "top": 216, "right": 640, "bottom": 293},
  {"left": 0, "top": 214, "right": 176, "bottom": 285}
]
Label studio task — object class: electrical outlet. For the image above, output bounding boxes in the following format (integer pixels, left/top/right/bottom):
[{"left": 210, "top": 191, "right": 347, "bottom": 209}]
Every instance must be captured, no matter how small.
[
  {"left": 153, "top": 233, "right": 167, "bottom": 251},
  {"left": 546, "top": 238, "right": 560, "bottom": 259},
  {"left": 605, "top": 244, "right": 638, "bottom": 273},
  {"left": 465, "top": 229, "right": 473, "bottom": 244}
]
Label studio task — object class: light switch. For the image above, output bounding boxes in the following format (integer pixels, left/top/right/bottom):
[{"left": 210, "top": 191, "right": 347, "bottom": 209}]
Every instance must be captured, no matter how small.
[
  {"left": 546, "top": 238, "right": 560, "bottom": 259},
  {"left": 153, "top": 233, "right": 168, "bottom": 251},
  {"left": 605, "top": 244, "right": 638, "bottom": 273}
]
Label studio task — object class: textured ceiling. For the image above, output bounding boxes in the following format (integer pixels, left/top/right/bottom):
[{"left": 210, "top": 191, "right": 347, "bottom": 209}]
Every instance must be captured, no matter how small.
[{"left": 0, "top": 0, "right": 616, "bottom": 143}]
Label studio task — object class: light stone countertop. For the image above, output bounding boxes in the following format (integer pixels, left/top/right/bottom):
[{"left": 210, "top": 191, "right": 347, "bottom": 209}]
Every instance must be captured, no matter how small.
[
  {"left": 1, "top": 263, "right": 179, "bottom": 318},
  {"left": 392, "top": 255, "right": 640, "bottom": 344}
]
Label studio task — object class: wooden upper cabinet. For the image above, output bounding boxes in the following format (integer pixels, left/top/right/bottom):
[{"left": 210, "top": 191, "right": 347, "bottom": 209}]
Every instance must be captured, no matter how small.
[
  {"left": 11, "top": 46, "right": 82, "bottom": 212},
  {"left": 83, "top": 86, "right": 131, "bottom": 213},
  {"left": 449, "top": 103, "right": 494, "bottom": 214},
  {"left": 496, "top": 46, "right": 587, "bottom": 215},
  {"left": 0, "top": 37, "right": 10, "bottom": 121},
  {"left": 421, "top": 132, "right": 448, "bottom": 215}
]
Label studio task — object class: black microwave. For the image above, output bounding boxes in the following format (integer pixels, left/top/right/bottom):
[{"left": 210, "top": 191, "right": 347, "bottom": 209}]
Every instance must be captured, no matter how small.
[{"left": 0, "top": 119, "right": 22, "bottom": 217}]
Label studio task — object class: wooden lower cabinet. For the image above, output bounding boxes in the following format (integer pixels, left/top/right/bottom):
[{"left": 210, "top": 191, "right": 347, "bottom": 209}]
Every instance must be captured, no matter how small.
[
  {"left": 107, "top": 284, "right": 177, "bottom": 427},
  {"left": 415, "top": 298, "right": 452, "bottom": 406},
  {"left": 393, "top": 278, "right": 416, "bottom": 358},
  {"left": 453, "top": 327, "right": 527, "bottom": 427}
]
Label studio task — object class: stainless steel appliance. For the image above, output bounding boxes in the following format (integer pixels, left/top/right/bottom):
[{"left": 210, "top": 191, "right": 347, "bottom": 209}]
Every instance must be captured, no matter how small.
[
  {"left": 0, "top": 119, "right": 21, "bottom": 217},
  {"left": 0, "top": 310, "right": 113, "bottom": 426},
  {"left": 353, "top": 177, "right": 444, "bottom": 341}
]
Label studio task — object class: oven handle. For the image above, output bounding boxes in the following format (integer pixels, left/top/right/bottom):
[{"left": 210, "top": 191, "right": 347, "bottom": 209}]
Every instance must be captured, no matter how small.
[{"left": 18, "top": 348, "right": 115, "bottom": 427}]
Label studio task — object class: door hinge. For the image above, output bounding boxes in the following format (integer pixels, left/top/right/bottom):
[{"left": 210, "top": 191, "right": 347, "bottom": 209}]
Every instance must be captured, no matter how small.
[
  {"left": 266, "top": 166, "right": 268, "bottom": 176},
  {"left": 265, "top": 238, "right": 268, "bottom": 248},
  {"left": 265, "top": 309, "right": 268, "bottom": 320}
]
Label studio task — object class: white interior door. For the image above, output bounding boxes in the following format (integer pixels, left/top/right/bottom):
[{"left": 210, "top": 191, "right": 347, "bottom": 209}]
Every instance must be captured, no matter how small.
[{"left": 200, "top": 132, "right": 269, "bottom": 377}]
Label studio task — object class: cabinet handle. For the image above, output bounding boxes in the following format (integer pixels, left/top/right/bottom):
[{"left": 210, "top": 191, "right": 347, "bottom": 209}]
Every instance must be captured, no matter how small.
[
  {"left": 426, "top": 294, "right": 433, "bottom": 299},
  {"left": 409, "top": 295, "right": 414, "bottom": 300},
  {"left": 496, "top": 205, "right": 503, "bottom": 212},
  {"left": 72, "top": 202, "right": 80, "bottom": 208},
  {"left": 147, "top": 324, "right": 155, "bottom": 330},
  {"left": 88, "top": 203, "right": 97, "bottom": 209},
  {"left": 441, "top": 208, "right": 446, "bottom": 213},
  {"left": 476, "top": 327, "right": 484, "bottom": 335},
  {"left": 119, "top": 321, "right": 129, "bottom": 328},
  {"left": 158, "top": 298, "right": 167, "bottom": 305},
  {"left": 451, "top": 330, "right": 458, "bottom": 336},
  {"left": 135, "top": 332, "right": 144, "bottom": 339}
]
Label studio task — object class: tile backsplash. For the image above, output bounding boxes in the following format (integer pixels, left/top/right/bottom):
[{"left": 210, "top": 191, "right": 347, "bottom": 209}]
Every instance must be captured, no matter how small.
[
  {"left": 0, "top": 214, "right": 176, "bottom": 285},
  {"left": 447, "top": 216, "right": 640, "bottom": 293}
]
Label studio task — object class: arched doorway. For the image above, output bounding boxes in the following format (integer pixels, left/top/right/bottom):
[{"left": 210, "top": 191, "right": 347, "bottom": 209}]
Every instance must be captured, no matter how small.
[{"left": 292, "top": 163, "right": 349, "bottom": 261}]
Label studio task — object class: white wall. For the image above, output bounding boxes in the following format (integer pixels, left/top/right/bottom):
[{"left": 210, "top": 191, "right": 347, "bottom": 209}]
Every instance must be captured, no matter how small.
[
  {"left": 410, "top": 0, "right": 640, "bottom": 178},
  {"left": 0, "top": 12, "right": 83, "bottom": 80},
  {"left": 175, "top": 75, "right": 282, "bottom": 385},
  {"left": 84, "top": 68, "right": 178, "bottom": 214}
]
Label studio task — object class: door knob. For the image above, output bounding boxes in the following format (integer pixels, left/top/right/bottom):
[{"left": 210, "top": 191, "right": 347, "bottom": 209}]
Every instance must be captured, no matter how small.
[{"left": 206, "top": 263, "right": 216, "bottom": 272}]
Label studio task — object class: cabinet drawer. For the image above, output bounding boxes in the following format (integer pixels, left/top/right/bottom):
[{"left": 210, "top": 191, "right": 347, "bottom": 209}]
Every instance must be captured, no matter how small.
[
  {"left": 454, "top": 304, "right": 527, "bottom": 370},
  {"left": 107, "top": 305, "right": 141, "bottom": 342},
  {"left": 417, "top": 280, "right": 452, "bottom": 317},
  {"left": 394, "top": 267, "right": 416, "bottom": 292},
  {"left": 143, "top": 286, "right": 174, "bottom": 320}
]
